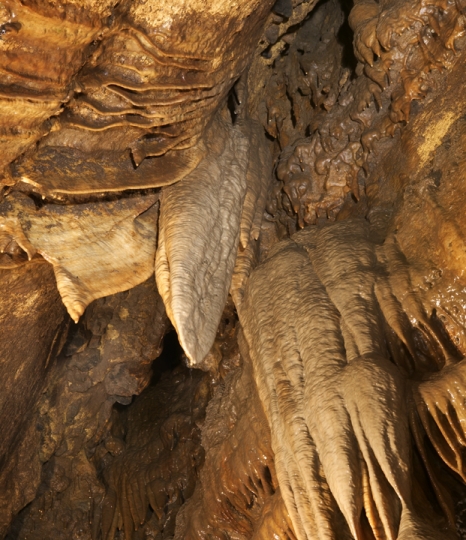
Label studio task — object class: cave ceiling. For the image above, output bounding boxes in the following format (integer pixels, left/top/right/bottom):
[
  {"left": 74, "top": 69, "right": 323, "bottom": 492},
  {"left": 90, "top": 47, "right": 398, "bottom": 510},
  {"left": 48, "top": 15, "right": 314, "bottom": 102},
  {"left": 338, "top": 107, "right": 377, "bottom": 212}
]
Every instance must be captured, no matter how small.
[{"left": 1, "top": 0, "right": 466, "bottom": 539}]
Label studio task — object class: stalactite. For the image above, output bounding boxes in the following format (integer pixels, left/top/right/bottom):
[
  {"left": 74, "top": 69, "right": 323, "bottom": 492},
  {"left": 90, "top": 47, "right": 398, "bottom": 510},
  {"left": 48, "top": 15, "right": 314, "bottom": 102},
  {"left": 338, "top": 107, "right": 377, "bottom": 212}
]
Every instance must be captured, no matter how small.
[{"left": 2, "top": 0, "right": 466, "bottom": 538}]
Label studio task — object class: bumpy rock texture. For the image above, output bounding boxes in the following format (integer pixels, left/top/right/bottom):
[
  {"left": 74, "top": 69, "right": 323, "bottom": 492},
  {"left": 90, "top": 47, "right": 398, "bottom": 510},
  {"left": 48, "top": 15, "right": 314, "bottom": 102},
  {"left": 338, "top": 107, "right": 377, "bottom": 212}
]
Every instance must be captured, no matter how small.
[
  {"left": 0, "top": 260, "right": 68, "bottom": 532},
  {"left": 6, "top": 277, "right": 168, "bottom": 539},
  {"left": 2, "top": 0, "right": 466, "bottom": 539}
]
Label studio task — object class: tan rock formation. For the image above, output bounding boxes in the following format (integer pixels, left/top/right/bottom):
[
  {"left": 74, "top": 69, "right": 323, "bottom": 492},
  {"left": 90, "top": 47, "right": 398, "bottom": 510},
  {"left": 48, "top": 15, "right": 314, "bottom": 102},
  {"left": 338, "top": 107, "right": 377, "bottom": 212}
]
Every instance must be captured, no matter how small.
[{"left": 1, "top": 0, "right": 466, "bottom": 539}]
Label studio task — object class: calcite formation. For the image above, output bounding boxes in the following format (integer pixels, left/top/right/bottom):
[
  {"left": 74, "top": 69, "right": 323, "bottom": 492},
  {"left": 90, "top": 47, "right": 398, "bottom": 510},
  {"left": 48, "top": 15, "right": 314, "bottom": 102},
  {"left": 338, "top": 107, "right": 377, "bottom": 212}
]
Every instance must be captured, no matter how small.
[
  {"left": 0, "top": 192, "right": 159, "bottom": 321},
  {"left": 2, "top": 0, "right": 466, "bottom": 539},
  {"left": 259, "top": 0, "right": 465, "bottom": 230},
  {"left": 1, "top": 0, "right": 273, "bottom": 196}
]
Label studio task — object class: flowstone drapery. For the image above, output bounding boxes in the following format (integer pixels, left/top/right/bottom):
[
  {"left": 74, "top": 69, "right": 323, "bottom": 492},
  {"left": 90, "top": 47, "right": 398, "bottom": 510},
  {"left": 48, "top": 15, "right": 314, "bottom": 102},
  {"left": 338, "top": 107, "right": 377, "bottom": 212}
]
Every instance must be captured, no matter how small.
[{"left": 1, "top": 0, "right": 466, "bottom": 538}]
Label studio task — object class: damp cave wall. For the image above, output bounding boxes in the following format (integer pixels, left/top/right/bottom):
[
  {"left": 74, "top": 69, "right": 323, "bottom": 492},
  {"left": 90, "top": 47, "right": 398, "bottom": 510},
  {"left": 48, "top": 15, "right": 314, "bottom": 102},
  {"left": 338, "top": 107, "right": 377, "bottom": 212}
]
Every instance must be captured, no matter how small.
[{"left": 1, "top": 0, "right": 466, "bottom": 538}]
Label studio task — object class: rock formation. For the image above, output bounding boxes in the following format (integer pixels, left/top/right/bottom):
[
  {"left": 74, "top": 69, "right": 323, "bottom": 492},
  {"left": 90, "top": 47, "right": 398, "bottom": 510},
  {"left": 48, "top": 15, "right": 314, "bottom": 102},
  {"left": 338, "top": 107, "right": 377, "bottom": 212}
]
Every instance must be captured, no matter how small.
[{"left": 1, "top": 0, "right": 466, "bottom": 538}]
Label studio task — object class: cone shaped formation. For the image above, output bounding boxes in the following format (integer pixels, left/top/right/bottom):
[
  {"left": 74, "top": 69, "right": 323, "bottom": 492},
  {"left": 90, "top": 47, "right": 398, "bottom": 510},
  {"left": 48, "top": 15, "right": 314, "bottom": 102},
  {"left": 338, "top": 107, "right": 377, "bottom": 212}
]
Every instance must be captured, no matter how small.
[{"left": 156, "top": 114, "right": 260, "bottom": 367}]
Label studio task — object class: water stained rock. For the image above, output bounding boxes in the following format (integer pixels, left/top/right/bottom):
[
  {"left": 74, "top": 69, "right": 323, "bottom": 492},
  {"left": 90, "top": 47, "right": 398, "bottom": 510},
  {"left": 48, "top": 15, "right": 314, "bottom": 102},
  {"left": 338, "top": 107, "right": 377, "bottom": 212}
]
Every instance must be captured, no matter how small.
[{"left": 2, "top": 0, "right": 466, "bottom": 538}]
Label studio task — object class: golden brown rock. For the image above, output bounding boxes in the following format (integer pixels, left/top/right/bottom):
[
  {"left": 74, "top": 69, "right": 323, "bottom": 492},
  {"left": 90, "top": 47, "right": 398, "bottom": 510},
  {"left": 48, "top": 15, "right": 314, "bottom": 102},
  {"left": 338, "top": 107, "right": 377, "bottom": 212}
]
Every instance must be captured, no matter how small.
[
  {"left": 262, "top": 0, "right": 465, "bottom": 231},
  {"left": 0, "top": 260, "right": 67, "bottom": 533},
  {"left": 175, "top": 319, "right": 296, "bottom": 540},
  {"left": 0, "top": 0, "right": 116, "bottom": 178},
  {"left": 5, "top": 0, "right": 466, "bottom": 538},
  {"left": 12, "top": 143, "right": 206, "bottom": 196},
  {"left": 6, "top": 0, "right": 274, "bottom": 196},
  {"left": 367, "top": 63, "right": 466, "bottom": 529},
  {"left": 7, "top": 277, "right": 169, "bottom": 539},
  {"left": 0, "top": 192, "right": 159, "bottom": 322}
]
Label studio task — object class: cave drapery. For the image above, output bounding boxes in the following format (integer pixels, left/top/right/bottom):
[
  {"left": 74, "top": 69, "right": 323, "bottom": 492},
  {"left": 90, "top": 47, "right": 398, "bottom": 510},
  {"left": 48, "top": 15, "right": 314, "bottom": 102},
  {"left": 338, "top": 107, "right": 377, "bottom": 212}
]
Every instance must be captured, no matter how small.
[{"left": 1, "top": 0, "right": 466, "bottom": 538}]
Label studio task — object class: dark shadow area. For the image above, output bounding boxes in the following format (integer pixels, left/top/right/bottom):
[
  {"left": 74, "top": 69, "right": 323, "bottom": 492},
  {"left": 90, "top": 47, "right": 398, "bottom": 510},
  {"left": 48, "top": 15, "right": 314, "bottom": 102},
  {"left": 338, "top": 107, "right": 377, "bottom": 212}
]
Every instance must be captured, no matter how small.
[
  {"left": 150, "top": 328, "right": 184, "bottom": 386},
  {"left": 336, "top": 0, "right": 358, "bottom": 73}
]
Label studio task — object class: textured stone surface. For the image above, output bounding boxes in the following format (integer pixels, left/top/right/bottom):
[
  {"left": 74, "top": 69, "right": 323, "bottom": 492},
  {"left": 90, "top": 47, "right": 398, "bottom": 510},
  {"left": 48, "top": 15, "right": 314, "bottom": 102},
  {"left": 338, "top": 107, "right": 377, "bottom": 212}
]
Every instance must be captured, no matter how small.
[
  {"left": 7, "top": 277, "right": 168, "bottom": 539},
  {"left": 2, "top": 0, "right": 466, "bottom": 538},
  {"left": 175, "top": 329, "right": 295, "bottom": 539},
  {"left": 0, "top": 260, "right": 68, "bottom": 534}
]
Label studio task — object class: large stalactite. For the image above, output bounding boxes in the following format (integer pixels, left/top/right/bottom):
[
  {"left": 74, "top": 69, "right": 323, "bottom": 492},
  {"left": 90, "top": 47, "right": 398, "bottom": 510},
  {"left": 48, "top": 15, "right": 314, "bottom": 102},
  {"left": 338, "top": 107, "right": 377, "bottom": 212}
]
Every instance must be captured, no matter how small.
[{"left": 1, "top": 0, "right": 466, "bottom": 539}]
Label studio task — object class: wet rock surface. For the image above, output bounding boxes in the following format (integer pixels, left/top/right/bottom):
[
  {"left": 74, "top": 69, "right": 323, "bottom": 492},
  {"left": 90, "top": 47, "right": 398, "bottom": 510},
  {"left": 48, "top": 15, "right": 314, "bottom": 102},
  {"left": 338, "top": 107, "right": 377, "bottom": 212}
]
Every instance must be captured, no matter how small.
[
  {"left": 0, "top": 260, "right": 68, "bottom": 535},
  {"left": 7, "top": 277, "right": 168, "bottom": 539},
  {"left": 2, "top": 0, "right": 466, "bottom": 538}
]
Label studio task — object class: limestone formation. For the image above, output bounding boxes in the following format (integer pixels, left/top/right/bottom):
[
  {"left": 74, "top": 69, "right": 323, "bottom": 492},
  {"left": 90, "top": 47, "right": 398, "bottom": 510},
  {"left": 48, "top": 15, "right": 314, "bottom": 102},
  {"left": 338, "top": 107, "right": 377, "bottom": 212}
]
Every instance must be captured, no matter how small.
[{"left": 2, "top": 0, "right": 466, "bottom": 539}]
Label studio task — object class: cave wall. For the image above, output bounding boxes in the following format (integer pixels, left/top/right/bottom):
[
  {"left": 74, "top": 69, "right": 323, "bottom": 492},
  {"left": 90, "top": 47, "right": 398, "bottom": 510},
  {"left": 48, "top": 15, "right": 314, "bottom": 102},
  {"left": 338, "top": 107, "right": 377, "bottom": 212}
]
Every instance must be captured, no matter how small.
[{"left": 1, "top": 0, "right": 466, "bottom": 539}]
